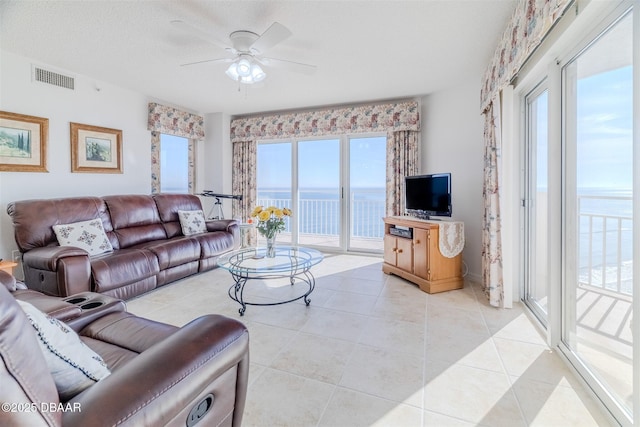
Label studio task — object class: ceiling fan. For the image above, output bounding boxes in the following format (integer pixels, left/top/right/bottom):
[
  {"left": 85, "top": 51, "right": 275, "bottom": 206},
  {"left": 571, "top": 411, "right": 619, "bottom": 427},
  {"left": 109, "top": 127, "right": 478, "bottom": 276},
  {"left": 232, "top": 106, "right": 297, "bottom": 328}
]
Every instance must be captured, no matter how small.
[{"left": 171, "top": 20, "right": 317, "bottom": 85}]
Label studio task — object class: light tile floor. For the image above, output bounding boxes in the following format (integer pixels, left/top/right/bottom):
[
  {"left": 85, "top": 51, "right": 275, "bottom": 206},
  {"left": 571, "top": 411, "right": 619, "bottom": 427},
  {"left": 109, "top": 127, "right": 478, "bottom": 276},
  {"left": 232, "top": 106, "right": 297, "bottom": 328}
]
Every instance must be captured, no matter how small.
[{"left": 126, "top": 254, "right": 613, "bottom": 427}]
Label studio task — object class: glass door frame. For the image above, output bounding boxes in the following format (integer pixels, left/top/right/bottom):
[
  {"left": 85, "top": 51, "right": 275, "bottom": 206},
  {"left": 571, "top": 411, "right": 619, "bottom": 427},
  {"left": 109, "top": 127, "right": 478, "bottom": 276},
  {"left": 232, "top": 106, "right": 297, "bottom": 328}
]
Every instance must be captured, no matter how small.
[
  {"left": 513, "top": 2, "right": 637, "bottom": 424},
  {"left": 345, "top": 134, "right": 387, "bottom": 254},
  {"left": 556, "top": 4, "right": 636, "bottom": 424},
  {"left": 257, "top": 132, "right": 387, "bottom": 254},
  {"left": 522, "top": 79, "right": 550, "bottom": 326}
]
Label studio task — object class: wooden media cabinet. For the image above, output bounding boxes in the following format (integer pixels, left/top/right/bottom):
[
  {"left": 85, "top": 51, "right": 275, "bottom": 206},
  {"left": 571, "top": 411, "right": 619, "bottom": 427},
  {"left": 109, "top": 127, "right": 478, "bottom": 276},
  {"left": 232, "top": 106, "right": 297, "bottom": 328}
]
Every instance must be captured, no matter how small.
[{"left": 382, "top": 216, "right": 463, "bottom": 293}]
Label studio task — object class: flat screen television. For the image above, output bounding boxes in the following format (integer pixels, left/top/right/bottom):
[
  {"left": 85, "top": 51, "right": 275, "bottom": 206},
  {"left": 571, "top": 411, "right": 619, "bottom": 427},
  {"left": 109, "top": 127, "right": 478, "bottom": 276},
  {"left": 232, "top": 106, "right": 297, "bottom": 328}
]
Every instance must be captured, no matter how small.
[{"left": 404, "top": 173, "right": 452, "bottom": 219}]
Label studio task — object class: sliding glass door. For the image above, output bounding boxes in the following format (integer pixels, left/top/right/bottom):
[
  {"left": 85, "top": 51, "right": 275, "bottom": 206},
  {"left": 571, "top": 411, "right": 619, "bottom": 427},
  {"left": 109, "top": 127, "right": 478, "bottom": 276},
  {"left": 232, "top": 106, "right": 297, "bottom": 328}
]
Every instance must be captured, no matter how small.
[
  {"left": 298, "top": 139, "right": 341, "bottom": 248},
  {"left": 256, "top": 142, "right": 292, "bottom": 244},
  {"left": 562, "top": 9, "right": 633, "bottom": 417},
  {"left": 523, "top": 83, "right": 549, "bottom": 324},
  {"left": 349, "top": 136, "right": 386, "bottom": 251},
  {"left": 257, "top": 135, "right": 386, "bottom": 252}
]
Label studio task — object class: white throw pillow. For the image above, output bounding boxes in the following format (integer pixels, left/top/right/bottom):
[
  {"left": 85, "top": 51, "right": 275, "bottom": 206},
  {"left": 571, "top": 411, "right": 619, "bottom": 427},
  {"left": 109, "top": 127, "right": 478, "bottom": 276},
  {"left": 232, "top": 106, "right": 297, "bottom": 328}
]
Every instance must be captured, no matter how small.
[
  {"left": 52, "top": 219, "right": 113, "bottom": 256},
  {"left": 17, "top": 300, "right": 111, "bottom": 400},
  {"left": 178, "top": 210, "right": 207, "bottom": 236}
]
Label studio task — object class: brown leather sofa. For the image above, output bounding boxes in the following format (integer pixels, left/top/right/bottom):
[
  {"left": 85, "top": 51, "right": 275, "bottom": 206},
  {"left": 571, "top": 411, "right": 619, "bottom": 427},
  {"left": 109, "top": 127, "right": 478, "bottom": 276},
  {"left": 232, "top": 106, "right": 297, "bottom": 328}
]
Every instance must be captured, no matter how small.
[
  {"left": 0, "top": 271, "right": 249, "bottom": 427},
  {"left": 7, "top": 193, "right": 240, "bottom": 300}
]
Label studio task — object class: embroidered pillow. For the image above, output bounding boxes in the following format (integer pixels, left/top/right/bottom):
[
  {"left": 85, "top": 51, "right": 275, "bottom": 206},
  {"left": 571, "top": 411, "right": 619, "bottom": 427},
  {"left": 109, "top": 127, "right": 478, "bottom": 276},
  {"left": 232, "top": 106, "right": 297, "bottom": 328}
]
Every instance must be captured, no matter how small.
[
  {"left": 178, "top": 210, "right": 207, "bottom": 236},
  {"left": 17, "top": 300, "right": 111, "bottom": 400},
  {"left": 52, "top": 219, "right": 113, "bottom": 256}
]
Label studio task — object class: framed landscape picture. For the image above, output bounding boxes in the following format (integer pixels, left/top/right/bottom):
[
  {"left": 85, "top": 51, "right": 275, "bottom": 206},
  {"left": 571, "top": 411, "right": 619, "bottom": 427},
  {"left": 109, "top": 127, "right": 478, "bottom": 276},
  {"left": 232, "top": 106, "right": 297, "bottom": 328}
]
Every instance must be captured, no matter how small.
[
  {"left": 70, "top": 122, "right": 122, "bottom": 173},
  {"left": 0, "top": 111, "right": 48, "bottom": 172}
]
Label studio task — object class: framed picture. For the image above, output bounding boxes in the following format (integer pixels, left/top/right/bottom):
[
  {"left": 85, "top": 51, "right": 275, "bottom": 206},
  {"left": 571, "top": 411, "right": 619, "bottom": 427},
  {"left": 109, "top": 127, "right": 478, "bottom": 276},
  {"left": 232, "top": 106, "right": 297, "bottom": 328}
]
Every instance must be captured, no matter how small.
[
  {"left": 0, "top": 111, "right": 48, "bottom": 172},
  {"left": 70, "top": 122, "right": 122, "bottom": 174}
]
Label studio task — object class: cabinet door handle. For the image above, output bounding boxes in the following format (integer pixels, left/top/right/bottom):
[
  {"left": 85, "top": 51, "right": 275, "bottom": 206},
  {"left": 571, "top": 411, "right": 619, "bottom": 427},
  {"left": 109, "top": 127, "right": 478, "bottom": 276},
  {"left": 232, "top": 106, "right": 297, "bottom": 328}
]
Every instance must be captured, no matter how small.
[
  {"left": 397, "top": 249, "right": 403, "bottom": 253},
  {"left": 415, "top": 239, "right": 420, "bottom": 244},
  {"left": 393, "top": 247, "right": 397, "bottom": 252}
]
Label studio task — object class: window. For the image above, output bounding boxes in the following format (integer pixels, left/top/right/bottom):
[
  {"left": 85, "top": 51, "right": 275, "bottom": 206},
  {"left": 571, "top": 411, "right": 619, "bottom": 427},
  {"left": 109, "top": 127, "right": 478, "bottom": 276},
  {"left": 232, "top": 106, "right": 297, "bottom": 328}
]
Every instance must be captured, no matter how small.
[{"left": 160, "top": 134, "right": 189, "bottom": 193}]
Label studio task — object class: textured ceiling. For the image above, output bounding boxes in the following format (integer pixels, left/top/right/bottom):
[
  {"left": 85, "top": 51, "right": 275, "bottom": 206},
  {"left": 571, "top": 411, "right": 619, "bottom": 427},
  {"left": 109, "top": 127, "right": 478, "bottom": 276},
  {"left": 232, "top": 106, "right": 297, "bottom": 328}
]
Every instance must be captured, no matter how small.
[{"left": 0, "top": 0, "right": 516, "bottom": 115}]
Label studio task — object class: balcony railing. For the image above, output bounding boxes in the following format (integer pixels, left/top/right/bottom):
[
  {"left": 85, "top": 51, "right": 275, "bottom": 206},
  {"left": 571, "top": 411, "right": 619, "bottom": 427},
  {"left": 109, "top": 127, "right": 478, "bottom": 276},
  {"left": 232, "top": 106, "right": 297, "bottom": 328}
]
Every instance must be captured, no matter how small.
[
  {"left": 257, "top": 188, "right": 385, "bottom": 247},
  {"left": 578, "top": 194, "right": 632, "bottom": 296}
]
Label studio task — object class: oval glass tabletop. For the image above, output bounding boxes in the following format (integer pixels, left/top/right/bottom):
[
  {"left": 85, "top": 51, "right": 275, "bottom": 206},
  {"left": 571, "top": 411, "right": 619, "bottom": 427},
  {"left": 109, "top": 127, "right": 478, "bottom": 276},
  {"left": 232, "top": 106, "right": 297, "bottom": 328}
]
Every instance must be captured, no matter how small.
[{"left": 216, "top": 245, "right": 324, "bottom": 276}]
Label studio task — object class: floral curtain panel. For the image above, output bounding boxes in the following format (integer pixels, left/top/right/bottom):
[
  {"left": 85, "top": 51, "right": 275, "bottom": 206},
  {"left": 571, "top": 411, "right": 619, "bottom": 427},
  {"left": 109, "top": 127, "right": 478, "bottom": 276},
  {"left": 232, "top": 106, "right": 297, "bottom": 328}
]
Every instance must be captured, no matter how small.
[
  {"left": 150, "top": 131, "right": 161, "bottom": 194},
  {"left": 480, "top": 0, "right": 572, "bottom": 113},
  {"left": 230, "top": 101, "right": 419, "bottom": 142},
  {"left": 386, "top": 130, "right": 419, "bottom": 216},
  {"left": 231, "top": 140, "right": 257, "bottom": 226},
  {"left": 480, "top": 0, "right": 571, "bottom": 306},
  {"left": 482, "top": 98, "right": 504, "bottom": 307},
  {"left": 147, "top": 103, "right": 205, "bottom": 140}
]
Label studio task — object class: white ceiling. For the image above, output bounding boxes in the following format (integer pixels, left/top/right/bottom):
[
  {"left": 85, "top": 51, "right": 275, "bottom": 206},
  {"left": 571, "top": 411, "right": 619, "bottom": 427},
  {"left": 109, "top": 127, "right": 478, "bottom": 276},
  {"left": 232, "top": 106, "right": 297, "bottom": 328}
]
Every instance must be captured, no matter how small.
[{"left": 0, "top": 0, "right": 516, "bottom": 116}]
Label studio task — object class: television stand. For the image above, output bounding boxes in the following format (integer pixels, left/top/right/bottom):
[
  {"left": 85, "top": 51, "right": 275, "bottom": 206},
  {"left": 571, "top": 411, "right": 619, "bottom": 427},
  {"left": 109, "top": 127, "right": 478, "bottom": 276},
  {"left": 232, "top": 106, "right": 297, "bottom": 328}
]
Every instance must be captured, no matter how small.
[{"left": 382, "top": 216, "right": 463, "bottom": 293}]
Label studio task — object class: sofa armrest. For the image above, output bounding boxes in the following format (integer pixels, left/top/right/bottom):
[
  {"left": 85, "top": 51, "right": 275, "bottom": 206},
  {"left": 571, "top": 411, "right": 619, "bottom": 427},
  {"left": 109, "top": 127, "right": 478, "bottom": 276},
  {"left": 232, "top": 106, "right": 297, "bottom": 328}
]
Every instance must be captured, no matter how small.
[
  {"left": 11, "top": 289, "right": 82, "bottom": 322},
  {"left": 23, "top": 247, "right": 91, "bottom": 296},
  {"left": 0, "top": 270, "right": 17, "bottom": 291},
  {"left": 64, "top": 315, "right": 249, "bottom": 427},
  {"left": 206, "top": 220, "right": 240, "bottom": 250},
  {"left": 23, "top": 246, "right": 88, "bottom": 270},
  {"left": 206, "top": 218, "right": 239, "bottom": 233}
]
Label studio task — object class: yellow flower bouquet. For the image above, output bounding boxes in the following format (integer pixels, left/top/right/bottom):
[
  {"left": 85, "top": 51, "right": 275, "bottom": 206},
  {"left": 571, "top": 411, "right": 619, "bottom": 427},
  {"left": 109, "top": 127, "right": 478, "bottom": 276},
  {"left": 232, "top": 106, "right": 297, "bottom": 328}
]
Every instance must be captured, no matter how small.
[{"left": 250, "top": 206, "right": 292, "bottom": 239}]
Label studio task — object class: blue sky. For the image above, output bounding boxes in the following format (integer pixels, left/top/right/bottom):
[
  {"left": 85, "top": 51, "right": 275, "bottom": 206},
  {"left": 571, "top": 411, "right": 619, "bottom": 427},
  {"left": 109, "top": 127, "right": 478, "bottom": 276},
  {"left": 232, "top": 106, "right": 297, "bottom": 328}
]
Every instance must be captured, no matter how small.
[
  {"left": 535, "top": 65, "right": 632, "bottom": 192},
  {"left": 576, "top": 65, "right": 633, "bottom": 190}
]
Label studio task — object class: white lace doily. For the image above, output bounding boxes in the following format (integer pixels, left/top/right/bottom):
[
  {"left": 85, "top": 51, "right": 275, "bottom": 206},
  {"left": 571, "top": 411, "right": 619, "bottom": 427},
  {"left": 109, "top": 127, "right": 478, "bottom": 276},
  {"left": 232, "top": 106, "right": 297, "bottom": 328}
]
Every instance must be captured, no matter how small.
[{"left": 438, "top": 222, "right": 465, "bottom": 258}]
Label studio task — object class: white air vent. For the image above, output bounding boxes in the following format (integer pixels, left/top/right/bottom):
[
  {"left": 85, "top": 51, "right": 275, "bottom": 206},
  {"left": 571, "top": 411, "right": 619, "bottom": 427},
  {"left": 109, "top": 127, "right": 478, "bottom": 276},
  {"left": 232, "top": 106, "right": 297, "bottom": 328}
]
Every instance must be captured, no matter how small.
[{"left": 33, "top": 66, "right": 75, "bottom": 90}]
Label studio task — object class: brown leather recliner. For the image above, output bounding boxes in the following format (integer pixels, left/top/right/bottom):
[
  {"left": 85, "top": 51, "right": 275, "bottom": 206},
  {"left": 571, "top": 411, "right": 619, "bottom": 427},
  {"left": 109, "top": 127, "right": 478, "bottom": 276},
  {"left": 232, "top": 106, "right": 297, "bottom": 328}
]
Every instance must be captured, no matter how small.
[{"left": 0, "top": 272, "right": 249, "bottom": 427}]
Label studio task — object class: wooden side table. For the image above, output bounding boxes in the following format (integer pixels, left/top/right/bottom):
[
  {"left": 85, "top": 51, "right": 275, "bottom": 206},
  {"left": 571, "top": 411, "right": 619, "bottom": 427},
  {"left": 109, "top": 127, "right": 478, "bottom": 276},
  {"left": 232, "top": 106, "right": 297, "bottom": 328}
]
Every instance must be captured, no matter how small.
[{"left": 0, "top": 260, "right": 18, "bottom": 276}]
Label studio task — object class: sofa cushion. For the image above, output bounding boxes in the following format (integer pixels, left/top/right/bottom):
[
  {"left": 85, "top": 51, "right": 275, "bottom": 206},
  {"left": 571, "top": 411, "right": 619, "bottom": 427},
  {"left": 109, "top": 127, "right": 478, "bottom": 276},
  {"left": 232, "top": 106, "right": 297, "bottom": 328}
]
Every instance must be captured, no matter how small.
[
  {"left": 7, "top": 197, "right": 113, "bottom": 252},
  {"left": 53, "top": 219, "right": 113, "bottom": 256},
  {"left": 103, "top": 195, "right": 167, "bottom": 248},
  {"left": 192, "top": 231, "right": 237, "bottom": 258},
  {"left": 91, "top": 249, "right": 160, "bottom": 293},
  {"left": 178, "top": 210, "right": 207, "bottom": 236},
  {"left": 17, "top": 300, "right": 111, "bottom": 401},
  {"left": 153, "top": 193, "right": 204, "bottom": 238},
  {"left": 142, "top": 237, "right": 201, "bottom": 270}
]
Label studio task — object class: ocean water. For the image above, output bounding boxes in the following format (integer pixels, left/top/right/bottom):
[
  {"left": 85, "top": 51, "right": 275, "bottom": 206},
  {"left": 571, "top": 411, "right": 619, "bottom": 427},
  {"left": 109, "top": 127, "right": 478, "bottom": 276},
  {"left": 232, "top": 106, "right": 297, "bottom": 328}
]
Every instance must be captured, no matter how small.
[{"left": 257, "top": 187, "right": 385, "bottom": 238}]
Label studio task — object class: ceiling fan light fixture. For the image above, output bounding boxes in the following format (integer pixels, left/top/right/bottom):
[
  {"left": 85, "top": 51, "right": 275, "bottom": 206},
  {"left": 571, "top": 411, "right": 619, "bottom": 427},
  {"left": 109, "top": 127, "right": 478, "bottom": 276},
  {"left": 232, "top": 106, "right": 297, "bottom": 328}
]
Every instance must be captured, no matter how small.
[
  {"left": 225, "top": 57, "right": 266, "bottom": 84},
  {"left": 250, "top": 63, "right": 266, "bottom": 82},
  {"left": 225, "top": 63, "right": 239, "bottom": 81},
  {"left": 236, "top": 57, "right": 252, "bottom": 77}
]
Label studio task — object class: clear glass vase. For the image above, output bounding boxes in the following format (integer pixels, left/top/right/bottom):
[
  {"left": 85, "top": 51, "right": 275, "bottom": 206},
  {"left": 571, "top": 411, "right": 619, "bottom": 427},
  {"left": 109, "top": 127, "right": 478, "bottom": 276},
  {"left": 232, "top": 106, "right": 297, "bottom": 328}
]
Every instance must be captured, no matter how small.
[{"left": 266, "top": 235, "right": 276, "bottom": 258}]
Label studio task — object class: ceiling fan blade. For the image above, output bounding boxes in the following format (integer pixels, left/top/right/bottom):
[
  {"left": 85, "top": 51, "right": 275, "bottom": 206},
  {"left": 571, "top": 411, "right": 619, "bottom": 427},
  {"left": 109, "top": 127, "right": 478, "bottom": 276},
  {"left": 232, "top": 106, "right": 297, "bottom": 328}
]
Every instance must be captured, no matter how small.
[
  {"left": 171, "top": 20, "right": 234, "bottom": 52},
  {"left": 180, "top": 58, "right": 233, "bottom": 67},
  {"left": 250, "top": 22, "right": 292, "bottom": 54},
  {"left": 261, "top": 57, "right": 317, "bottom": 75}
]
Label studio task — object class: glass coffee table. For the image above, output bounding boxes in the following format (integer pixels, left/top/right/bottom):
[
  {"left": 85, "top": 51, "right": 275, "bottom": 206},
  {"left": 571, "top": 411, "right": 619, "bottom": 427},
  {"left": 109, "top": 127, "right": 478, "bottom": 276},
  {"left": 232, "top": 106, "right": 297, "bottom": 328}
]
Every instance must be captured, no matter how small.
[{"left": 216, "top": 246, "right": 324, "bottom": 316}]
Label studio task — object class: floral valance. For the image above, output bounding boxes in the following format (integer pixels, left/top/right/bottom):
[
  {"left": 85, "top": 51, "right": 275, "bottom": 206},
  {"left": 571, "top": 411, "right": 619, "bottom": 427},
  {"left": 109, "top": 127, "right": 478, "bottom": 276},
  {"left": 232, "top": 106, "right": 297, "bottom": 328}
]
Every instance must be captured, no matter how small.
[
  {"left": 230, "top": 101, "right": 420, "bottom": 143},
  {"left": 480, "top": 0, "right": 573, "bottom": 112},
  {"left": 147, "top": 102, "right": 205, "bottom": 140}
]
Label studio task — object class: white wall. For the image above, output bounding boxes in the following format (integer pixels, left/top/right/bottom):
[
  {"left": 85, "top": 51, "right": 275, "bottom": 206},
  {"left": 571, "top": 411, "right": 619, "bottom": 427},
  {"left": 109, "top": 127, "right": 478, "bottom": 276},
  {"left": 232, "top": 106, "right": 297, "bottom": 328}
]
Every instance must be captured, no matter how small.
[
  {"left": 420, "top": 81, "right": 485, "bottom": 281},
  {"left": 200, "top": 112, "right": 235, "bottom": 219},
  {"left": 0, "top": 51, "right": 153, "bottom": 260}
]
